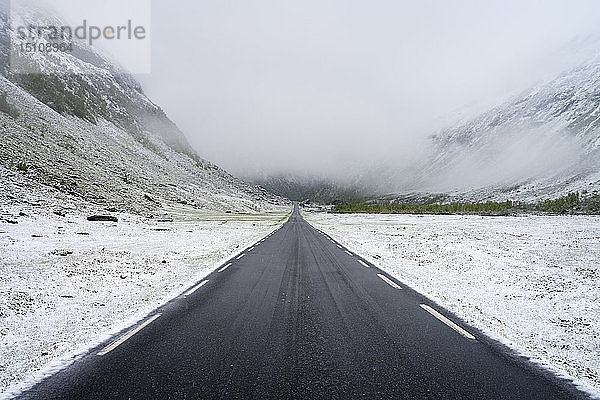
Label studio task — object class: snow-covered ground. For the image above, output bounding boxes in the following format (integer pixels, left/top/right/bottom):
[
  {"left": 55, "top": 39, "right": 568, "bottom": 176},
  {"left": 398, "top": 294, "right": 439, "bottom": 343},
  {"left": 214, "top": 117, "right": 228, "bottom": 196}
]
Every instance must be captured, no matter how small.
[
  {"left": 0, "top": 206, "right": 289, "bottom": 397},
  {"left": 304, "top": 211, "right": 600, "bottom": 397}
]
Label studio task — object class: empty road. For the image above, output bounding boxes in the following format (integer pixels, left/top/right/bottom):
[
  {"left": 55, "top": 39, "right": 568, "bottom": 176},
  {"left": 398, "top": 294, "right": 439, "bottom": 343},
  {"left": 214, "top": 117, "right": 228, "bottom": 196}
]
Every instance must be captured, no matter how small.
[{"left": 17, "top": 204, "right": 587, "bottom": 399}]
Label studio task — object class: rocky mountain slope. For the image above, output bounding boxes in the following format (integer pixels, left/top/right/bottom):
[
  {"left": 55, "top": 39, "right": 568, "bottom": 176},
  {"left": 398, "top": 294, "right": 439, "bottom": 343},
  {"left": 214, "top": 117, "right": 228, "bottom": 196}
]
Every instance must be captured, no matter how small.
[{"left": 0, "top": 4, "right": 286, "bottom": 217}]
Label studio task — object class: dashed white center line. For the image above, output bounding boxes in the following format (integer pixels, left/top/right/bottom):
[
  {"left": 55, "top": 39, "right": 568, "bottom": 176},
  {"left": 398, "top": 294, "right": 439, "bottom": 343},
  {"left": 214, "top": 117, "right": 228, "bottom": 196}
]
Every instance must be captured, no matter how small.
[
  {"left": 97, "top": 314, "right": 161, "bottom": 356},
  {"left": 420, "top": 304, "right": 476, "bottom": 340},
  {"left": 184, "top": 280, "right": 209, "bottom": 296},
  {"left": 344, "top": 250, "right": 352, "bottom": 256},
  {"left": 248, "top": 246, "right": 254, "bottom": 251},
  {"left": 358, "top": 260, "right": 370, "bottom": 268},
  {"left": 377, "top": 273, "right": 402, "bottom": 289},
  {"left": 236, "top": 253, "right": 245, "bottom": 259},
  {"left": 218, "top": 263, "right": 232, "bottom": 272},
  {"left": 336, "top": 244, "right": 342, "bottom": 249}
]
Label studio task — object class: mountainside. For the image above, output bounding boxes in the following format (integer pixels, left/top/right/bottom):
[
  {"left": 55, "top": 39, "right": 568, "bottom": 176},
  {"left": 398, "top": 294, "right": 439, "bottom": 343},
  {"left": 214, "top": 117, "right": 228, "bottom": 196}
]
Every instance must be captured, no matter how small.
[
  {"left": 378, "top": 54, "right": 600, "bottom": 203},
  {"left": 0, "top": 5, "right": 286, "bottom": 216},
  {"left": 251, "top": 174, "right": 368, "bottom": 203}
]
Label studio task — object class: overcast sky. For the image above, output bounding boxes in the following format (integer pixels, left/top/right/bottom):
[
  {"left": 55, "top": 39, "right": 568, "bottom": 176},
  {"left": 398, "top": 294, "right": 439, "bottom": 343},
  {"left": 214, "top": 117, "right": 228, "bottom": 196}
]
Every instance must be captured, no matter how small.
[{"left": 40, "top": 0, "right": 600, "bottom": 179}]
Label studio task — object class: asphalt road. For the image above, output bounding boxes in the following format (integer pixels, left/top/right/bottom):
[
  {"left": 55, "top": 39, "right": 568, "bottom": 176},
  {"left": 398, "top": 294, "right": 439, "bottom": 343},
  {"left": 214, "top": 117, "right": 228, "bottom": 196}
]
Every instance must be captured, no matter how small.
[{"left": 17, "top": 204, "right": 588, "bottom": 399}]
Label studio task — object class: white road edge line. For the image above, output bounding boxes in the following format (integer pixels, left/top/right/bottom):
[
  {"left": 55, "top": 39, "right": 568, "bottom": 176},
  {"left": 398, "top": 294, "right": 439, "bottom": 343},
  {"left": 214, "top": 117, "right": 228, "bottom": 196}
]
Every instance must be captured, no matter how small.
[
  {"left": 97, "top": 314, "right": 161, "bottom": 356},
  {"left": 358, "top": 260, "right": 370, "bottom": 268},
  {"left": 219, "top": 263, "right": 232, "bottom": 272},
  {"left": 236, "top": 253, "right": 245, "bottom": 259},
  {"left": 184, "top": 280, "right": 209, "bottom": 296},
  {"left": 344, "top": 250, "right": 353, "bottom": 255},
  {"left": 420, "top": 304, "right": 476, "bottom": 340},
  {"left": 377, "top": 273, "right": 402, "bottom": 289},
  {"left": 248, "top": 246, "right": 254, "bottom": 251},
  {"left": 337, "top": 244, "right": 342, "bottom": 249}
]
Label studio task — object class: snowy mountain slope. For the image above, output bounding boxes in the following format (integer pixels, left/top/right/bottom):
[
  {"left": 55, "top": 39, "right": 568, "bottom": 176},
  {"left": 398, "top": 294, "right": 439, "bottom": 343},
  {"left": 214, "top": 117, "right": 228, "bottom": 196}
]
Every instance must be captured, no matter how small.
[
  {"left": 369, "top": 55, "right": 600, "bottom": 203},
  {"left": 0, "top": 4, "right": 286, "bottom": 215}
]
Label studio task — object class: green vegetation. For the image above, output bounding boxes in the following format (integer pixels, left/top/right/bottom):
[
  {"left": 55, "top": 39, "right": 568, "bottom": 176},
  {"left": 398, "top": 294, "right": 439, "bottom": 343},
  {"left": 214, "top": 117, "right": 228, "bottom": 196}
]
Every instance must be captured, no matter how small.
[
  {"left": 331, "top": 191, "right": 600, "bottom": 215},
  {"left": 13, "top": 72, "right": 195, "bottom": 159},
  {"left": 16, "top": 162, "right": 28, "bottom": 172}
]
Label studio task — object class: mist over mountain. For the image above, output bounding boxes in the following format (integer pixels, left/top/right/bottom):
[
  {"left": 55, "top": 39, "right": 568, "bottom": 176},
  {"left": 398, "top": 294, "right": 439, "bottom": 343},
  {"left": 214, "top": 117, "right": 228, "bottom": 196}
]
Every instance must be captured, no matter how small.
[
  {"left": 372, "top": 53, "right": 600, "bottom": 202},
  {"left": 251, "top": 174, "right": 369, "bottom": 203},
  {"left": 250, "top": 50, "right": 600, "bottom": 204},
  {"left": 138, "top": 0, "right": 600, "bottom": 199}
]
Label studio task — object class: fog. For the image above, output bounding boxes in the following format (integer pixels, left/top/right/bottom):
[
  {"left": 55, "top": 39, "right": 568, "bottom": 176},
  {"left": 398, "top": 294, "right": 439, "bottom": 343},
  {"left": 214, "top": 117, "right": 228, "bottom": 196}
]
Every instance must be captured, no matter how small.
[
  {"left": 425, "top": 125, "right": 587, "bottom": 194},
  {"left": 42, "top": 1, "right": 600, "bottom": 182}
]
